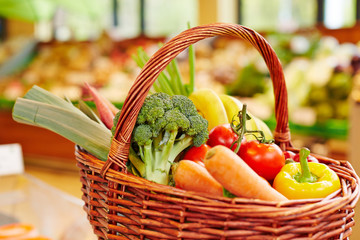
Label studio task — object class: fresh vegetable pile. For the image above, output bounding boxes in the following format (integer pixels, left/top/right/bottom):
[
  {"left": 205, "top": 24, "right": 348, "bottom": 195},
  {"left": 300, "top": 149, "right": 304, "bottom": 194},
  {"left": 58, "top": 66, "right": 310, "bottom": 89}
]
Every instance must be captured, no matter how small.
[
  {"left": 12, "top": 44, "right": 341, "bottom": 202},
  {"left": 174, "top": 100, "right": 341, "bottom": 201}
]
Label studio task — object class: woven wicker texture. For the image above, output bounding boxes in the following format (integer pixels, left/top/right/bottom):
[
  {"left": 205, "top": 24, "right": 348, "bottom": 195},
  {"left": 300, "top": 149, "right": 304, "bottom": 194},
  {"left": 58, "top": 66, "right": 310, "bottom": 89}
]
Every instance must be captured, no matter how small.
[{"left": 76, "top": 23, "right": 360, "bottom": 239}]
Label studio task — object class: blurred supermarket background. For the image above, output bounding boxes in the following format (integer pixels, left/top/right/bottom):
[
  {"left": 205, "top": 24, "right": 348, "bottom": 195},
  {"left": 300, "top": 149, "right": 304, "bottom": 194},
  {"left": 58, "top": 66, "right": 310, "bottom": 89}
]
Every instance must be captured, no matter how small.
[
  {"left": 1, "top": 0, "right": 360, "bottom": 167},
  {"left": 1, "top": 0, "right": 360, "bottom": 239}
]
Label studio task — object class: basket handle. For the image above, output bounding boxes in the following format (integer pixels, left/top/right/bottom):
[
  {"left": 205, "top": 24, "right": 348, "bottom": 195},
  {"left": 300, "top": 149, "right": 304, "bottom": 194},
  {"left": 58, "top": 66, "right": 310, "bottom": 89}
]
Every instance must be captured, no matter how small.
[{"left": 101, "top": 23, "right": 291, "bottom": 176}]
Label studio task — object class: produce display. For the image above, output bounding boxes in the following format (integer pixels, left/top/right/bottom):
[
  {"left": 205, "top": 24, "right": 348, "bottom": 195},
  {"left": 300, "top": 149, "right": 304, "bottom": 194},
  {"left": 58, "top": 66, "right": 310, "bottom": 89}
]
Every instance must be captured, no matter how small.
[
  {"left": 0, "top": 35, "right": 163, "bottom": 104},
  {"left": 0, "top": 36, "right": 32, "bottom": 66},
  {"left": 1, "top": 31, "right": 358, "bottom": 128},
  {"left": 12, "top": 46, "right": 342, "bottom": 202}
]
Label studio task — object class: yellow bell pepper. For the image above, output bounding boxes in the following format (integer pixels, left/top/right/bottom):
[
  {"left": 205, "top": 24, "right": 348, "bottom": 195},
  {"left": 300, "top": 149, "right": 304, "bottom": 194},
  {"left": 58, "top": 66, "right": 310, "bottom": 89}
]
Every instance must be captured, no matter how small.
[{"left": 273, "top": 148, "right": 341, "bottom": 200}]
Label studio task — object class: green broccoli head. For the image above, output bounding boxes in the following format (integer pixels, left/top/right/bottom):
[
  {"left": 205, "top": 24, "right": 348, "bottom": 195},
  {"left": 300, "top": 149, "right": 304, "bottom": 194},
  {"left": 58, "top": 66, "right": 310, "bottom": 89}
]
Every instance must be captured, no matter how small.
[
  {"left": 113, "top": 93, "right": 209, "bottom": 148},
  {"left": 128, "top": 92, "right": 209, "bottom": 185},
  {"left": 132, "top": 92, "right": 208, "bottom": 146}
]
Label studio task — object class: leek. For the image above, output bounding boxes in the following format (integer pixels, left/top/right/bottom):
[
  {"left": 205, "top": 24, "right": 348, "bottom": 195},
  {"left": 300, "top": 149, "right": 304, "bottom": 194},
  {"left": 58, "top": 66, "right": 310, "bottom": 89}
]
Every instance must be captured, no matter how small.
[{"left": 12, "top": 86, "right": 111, "bottom": 161}]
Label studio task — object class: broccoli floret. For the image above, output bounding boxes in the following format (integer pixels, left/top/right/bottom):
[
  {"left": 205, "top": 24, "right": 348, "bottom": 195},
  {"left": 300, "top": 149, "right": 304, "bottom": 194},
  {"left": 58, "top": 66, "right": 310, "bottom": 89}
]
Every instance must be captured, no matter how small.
[
  {"left": 133, "top": 125, "right": 152, "bottom": 146},
  {"left": 192, "top": 130, "right": 209, "bottom": 147},
  {"left": 155, "top": 92, "right": 173, "bottom": 110},
  {"left": 164, "top": 109, "right": 190, "bottom": 131},
  {"left": 171, "top": 95, "right": 198, "bottom": 117},
  {"left": 137, "top": 92, "right": 172, "bottom": 124},
  {"left": 187, "top": 115, "right": 208, "bottom": 136},
  {"left": 150, "top": 117, "right": 167, "bottom": 137},
  {"left": 126, "top": 92, "right": 209, "bottom": 185}
]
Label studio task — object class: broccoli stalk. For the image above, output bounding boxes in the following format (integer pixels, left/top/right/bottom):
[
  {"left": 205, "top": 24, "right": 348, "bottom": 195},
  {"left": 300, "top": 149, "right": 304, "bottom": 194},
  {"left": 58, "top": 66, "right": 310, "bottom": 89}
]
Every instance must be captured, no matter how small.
[
  {"left": 138, "top": 128, "right": 193, "bottom": 184},
  {"left": 117, "top": 92, "right": 208, "bottom": 185}
]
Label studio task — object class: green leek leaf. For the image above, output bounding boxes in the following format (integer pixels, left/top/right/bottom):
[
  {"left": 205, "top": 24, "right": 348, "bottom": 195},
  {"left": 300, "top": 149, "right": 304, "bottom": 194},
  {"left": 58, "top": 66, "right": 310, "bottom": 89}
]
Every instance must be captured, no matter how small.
[
  {"left": 24, "top": 86, "right": 83, "bottom": 114},
  {"left": 12, "top": 90, "right": 111, "bottom": 161},
  {"left": 78, "top": 99, "right": 104, "bottom": 126}
]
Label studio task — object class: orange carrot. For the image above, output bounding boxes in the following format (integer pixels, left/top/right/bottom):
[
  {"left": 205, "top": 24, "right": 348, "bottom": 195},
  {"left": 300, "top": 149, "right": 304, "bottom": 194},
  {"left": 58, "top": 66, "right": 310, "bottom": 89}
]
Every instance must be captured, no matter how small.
[
  {"left": 173, "top": 160, "right": 223, "bottom": 196},
  {"left": 204, "top": 145, "right": 288, "bottom": 201},
  {"left": 84, "top": 82, "right": 119, "bottom": 129}
]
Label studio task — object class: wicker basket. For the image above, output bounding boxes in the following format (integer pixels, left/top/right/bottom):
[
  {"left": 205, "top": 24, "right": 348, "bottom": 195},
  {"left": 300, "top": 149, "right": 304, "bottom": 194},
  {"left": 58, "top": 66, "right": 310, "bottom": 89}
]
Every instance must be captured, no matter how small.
[{"left": 75, "top": 23, "right": 360, "bottom": 239}]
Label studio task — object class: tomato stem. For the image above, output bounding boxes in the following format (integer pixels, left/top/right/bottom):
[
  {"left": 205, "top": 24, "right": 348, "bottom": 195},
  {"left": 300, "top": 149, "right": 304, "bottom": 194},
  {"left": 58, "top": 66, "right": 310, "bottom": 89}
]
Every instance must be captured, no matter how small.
[
  {"left": 230, "top": 104, "right": 273, "bottom": 153},
  {"left": 231, "top": 104, "right": 248, "bottom": 153}
]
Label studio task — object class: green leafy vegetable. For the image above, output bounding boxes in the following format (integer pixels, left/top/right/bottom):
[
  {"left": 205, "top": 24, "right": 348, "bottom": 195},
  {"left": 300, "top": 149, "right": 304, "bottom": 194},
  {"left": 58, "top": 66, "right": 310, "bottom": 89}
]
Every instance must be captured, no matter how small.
[
  {"left": 12, "top": 86, "right": 111, "bottom": 161},
  {"left": 132, "top": 44, "right": 196, "bottom": 96}
]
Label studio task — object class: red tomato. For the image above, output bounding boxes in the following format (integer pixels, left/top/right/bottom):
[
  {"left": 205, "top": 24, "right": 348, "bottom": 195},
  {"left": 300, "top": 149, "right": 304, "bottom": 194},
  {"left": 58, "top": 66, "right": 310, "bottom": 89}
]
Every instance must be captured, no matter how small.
[
  {"left": 183, "top": 144, "right": 211, "bottom": 162},
  {"left": 207, "top": 124, "right": 239, "bottom": 150},
  {"left": 293, "top": 153, "right": 319, "bottom": 163},
  {"left": 238, "top": 140, "right": 285, "bottom": 181}
]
